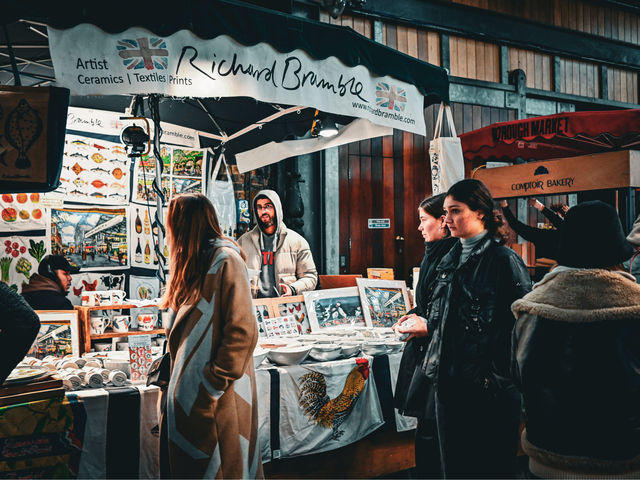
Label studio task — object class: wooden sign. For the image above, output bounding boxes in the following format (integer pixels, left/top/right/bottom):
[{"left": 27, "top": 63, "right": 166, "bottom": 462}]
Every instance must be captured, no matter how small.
[
  {"left": 0, "top": 86, "right": 69, "bottom": 192},
  {"left": 474, "top": 150, "right": 640, "bottom": 198}
]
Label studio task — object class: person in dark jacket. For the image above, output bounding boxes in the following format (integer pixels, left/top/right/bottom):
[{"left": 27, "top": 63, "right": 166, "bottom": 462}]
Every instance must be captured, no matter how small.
[
  {"left": 0, "top": 281, "right": 40, "bottom": 384},
  {"left": 393, "top": 193, "right": 457, "bottom": 479},
  {"left": 511, "top": 200, "right": 640, "bottom": 478},
  {"left": 500, "top": 198, "right": 565, "bottom": 261},
  {"left": 624, "top": 213, "right": 640, "bottom": 282},
  {"left": 21, "top": 255, "right": 78, "bottom": 310},
  {"left": 415, "top": 179, "right": 532, "bottom": 478}
]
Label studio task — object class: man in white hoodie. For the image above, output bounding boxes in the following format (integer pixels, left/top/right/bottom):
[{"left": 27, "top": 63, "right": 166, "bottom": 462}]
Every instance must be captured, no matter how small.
[{"left": 238, "top": 189, "right": 317, "bottom": 298}]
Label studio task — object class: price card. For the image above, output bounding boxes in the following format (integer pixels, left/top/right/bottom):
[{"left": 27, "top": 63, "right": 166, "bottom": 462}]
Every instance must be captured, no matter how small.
[{"left": 129, "top": 335, "right": 152, "bottom": 383}]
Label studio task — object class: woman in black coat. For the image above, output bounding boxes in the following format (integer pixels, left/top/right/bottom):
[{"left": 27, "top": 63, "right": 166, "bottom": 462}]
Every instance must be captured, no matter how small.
[
  {"left": 404, "top": 179, "right": 532, "bottom": 478},
  {"left": 393, "top": 193, "right": 457, "bottom": 478}
]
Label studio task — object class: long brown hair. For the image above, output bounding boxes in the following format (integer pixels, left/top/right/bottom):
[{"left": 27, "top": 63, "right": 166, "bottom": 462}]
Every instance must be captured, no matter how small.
[{"left": 160, "top": 193, "right": 242, "bottom": 311}]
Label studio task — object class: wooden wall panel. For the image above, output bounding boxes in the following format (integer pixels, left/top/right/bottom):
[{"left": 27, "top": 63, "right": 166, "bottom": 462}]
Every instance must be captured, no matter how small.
[
  {"left": 608, "top": 67, "right": 639, "bottom": 104},
  {"left": 319, "top": 13, "right": 372, "bottom": 38},
  {"left": 508, "top": 47, "right": 552, "bottom": 90},
  {"left": 451, "top": 0, "right": 640, "bottom": 45},
  {"left": 558, "top": 58, "right": 599, "bottom": 97},
  {"left": 449, "top": 36, "right": 500, "bottom": 82},
  {"left": 383, "top": 23, "right": 441, "bottom": 65}
]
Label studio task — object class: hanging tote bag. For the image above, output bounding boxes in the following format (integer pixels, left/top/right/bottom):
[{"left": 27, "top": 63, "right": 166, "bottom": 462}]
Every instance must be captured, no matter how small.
[
  {"left": 429, "top": 102, "right": 465, "bottom": 194},
  {"left": 208, "top": 152, "right": 237, "bottom": 238}
]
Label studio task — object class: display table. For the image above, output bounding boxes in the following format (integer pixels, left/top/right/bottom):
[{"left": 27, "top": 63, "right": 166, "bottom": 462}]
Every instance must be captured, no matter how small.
[{"left": 0, "top": 354, "right": 417, "bottom": 478}]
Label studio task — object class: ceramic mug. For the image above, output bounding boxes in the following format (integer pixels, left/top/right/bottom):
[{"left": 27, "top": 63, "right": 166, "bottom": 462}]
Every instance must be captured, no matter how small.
[
  {"left": 112, "top": 315, "right": 131, "bottom": 333},
  {"left": 81, "top": 292, "right": 99, "bottom": 306},
  {"left": 137, "top": 314, "right": 157, "bottom": 331},
  {"left": 98, "top": 291, "right": 112, "bottom": 306},
  {"left": 90, "top": 316, "right": 110, "bottom": 335},
  {"left": 110, "top": 290, "right": 126, "bottom": 305}
]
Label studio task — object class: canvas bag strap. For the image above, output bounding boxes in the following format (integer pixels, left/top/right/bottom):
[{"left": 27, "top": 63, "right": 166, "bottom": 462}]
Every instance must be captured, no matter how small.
[
  {"left": 433, "top": 101, "right": 446, "bottom": 140},
  {"left": 211, "top": 152, "right": 232, "bottom": 183},
  {"left": 444, "top": 104, "right": 457, "bottom": 137}
]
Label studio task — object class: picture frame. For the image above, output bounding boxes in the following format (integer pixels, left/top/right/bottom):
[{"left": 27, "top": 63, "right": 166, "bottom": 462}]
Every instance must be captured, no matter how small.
[
  {"left": 356, "top": 278, "right": 411, "bottom": 328},
  {"left": 303, "top": 287, "right": 369, "bottom": 332},
  {"left": 29, "top": 310, "right": 81, "bottom": 359},
  {"left": 253, "top": 298, "right": 272, "bottom": 337},
  {"left": 269, "top": 295, "right": 311, "bottom": 335}
]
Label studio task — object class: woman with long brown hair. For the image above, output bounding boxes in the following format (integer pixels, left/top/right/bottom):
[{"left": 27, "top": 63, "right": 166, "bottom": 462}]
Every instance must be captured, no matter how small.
[{"left": 160, "top": 193, "right": 262, "bottom": 479}]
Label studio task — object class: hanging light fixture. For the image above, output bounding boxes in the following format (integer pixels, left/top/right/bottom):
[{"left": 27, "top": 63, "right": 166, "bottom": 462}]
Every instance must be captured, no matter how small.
[{"left": 311, "top": 110, "right": 339, "bottom": 138}]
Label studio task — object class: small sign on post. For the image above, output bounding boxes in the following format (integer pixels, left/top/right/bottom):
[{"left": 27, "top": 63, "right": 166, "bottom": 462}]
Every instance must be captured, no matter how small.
[{"left": 368, "top": 218, "right": 391, "bottom": 229}]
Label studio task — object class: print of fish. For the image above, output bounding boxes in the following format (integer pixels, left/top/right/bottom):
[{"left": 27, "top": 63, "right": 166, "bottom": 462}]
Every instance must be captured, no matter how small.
[
  {"left": 72, "top": 140, "right": 89, "bottom": 146},
  {"left": 91, "top": 167, "right": 109, "bottom": 174},
  {"left": 70, "top": 189, "right": 84, "bottom": 195},
  {"left": 71, "top": 163, "right": 86, "bottom": 175},
  {"left": 93, "top": 144, "right": 106, "bottom": 149},
  {"left": 107, "top": 193, "right": 127, "bottom": 200},
  {"left": 91, "top": 179, "right": 107, "bottom": 188},
  {"left": 5, "top": 99, "right": 43, "bottom": 169},
  {"left": 111, "top": 182, "right": 126, "bottom": 191},
  {"left": 69, "top": 152, "right": 88, "bottom": 159},
  {"left": 111, "top": 146, "right": 126, "bottom": 154},
  {"left": 73, "top": 178, "right": 86, "bottom": 188},
  {"left": 90, "top": 192, "right": 105, "bottom": 198}
]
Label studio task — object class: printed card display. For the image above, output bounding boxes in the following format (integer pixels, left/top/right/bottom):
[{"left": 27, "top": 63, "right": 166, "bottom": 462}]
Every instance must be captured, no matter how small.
[
  {"left": 356, "top": 278, "right": 411, "bottom": 328},
  {"left": 304, "top": 287, "right": 368, "bottom": 331},
  {"left": 28, "top": 311, "right": 81, "bottom": 359},
  {"left": 254, "top": 301, "right": 271, "bottom": 338},
  {"left": 274, "top": 298, "right": 311, "bottom": 334},
  {"left": 0, "top": 192, "right": 47, "bottom": 232},
  {"left": 66, "top": 272, "right": 125, "bottom": 306},
  {"left": 50, "top": 206, "right": 128, "bottom": 271},
  {"left": 262, "top": 315, "right": 300, "bottom": 338},
  {"left": 130, "top": 205, "right": 168, "bottom": 269},
  {"left": 0, "top": 234, "right": 49, "bottom": 293},
  {"left": 132, "top": 146, "right": 206, "bottom": 205},
  {"left": 46, "top": 134, "right": 130, "bottom": 205},
  {"left": 129, "top": 334, "right": 153, "bottom": 383}
]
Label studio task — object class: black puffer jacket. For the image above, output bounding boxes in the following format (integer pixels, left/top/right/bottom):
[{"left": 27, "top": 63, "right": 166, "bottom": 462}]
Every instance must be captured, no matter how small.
[
  {"left": 422, "top": 234, "right": 532, "bottom": 399},
  {"left": 394, "top": 236, "right": 457, "bottom": 417},
  {"left": 512, "top": 267, "right": 640, "bottom": 478}
]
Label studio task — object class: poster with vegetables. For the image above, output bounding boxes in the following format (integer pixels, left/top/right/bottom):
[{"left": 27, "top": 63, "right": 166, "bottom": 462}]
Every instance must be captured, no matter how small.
[
  {"left": 46, "top": 134, "right": 130, "bottom": 205},
  {"left": 49, "top": 206, "right": 128, "bottom": 271},
  {"left": 0, "top": 192, "right": 47, "bottom": 232},
  {"left": 66, "top": 272, "right": 126, "bottom": 306},
  {"left": 131, "top": 147, "right": 205, "bottom": 205},
  {"left": 129, "top": 205, "right": 169, "bottom": 270},
  {"left": 0, "top": 235, "right": 49, "bottom": 292}
]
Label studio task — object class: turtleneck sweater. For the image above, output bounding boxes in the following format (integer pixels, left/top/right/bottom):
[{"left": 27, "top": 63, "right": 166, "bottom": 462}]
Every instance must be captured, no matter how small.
[{"left": 459, "top": 230, "right": 488, "bottom": 265}]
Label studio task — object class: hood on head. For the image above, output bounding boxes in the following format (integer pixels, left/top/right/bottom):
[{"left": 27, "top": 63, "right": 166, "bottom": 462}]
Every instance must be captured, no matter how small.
[
  {"left": 211, "top": 237, "right": 242, "bottom": 256},
  {"left": 253, "top": 189, "right": 283, "bottom": 234}
]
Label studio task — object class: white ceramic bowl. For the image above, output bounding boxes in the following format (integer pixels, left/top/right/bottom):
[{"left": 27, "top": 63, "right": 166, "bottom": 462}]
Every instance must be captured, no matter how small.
[
  {"left": 340, "top": 344, "right": 361, "bottom": 358},
  {"left": 309, "top": 344, "right": 342, "bottom": 362},
  {"left": 385, "top": 341, "right": 405, "bottom": 354},
  {"left": 267, "top": 345, "right": 311, "bottom": 366},
  {"left": 253, "top": 347, "right": 269, "bottom": 368},
  {"left": 361, "top": 342, "right": 389, "bottom": 356}
]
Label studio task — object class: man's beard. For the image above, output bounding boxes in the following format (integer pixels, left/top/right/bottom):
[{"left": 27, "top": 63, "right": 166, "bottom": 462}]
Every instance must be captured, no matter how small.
[{"left": 259, "top": 216, "right": 275, "bottom": 230}]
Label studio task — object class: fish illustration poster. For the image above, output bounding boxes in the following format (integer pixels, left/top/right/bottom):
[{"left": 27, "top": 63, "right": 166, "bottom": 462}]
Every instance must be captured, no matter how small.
[
  {"left": 0, "top": 192, "right": 47, "bottom": 232},
  {"left": 0, "top": 234, "right": 49, "bottom": 293},
  {"left": 49, "top": 206, "right": 129, "bottom": 271},
  {"left": 45, "top": 134, "right": 130, "bottom": 205},
  {"left": 129, "top": 205, "right": 169, "bottom": 270},
  {"left": 132, "top": 146, "right": 205, "bottom": 205}
]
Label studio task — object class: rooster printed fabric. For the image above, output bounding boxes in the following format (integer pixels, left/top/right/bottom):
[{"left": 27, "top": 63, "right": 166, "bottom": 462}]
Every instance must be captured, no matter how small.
[
  {"left": 270, "top": 355, "right": 384, "bottom": 459},
  {"left": 164, "top": 240, "right": 262, "bottom": 479}
]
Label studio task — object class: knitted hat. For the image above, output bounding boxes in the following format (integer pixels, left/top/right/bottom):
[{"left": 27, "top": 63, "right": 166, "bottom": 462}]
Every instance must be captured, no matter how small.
[
  {"left": 556, "top": 200, "right": 634, "bottom": 268},
  {"left": 627, "top": 214, "right": 640, "bottom": 247}
]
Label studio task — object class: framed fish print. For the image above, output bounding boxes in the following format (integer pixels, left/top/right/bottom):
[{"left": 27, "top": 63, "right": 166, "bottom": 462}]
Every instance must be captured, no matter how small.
[
  {"left": 356, "top": 278, "right": 411, "bottom": 328},
  {"left": 49, "top": 206, "right": 128, "bottom": 271},
  {"left": 45, "top": 133, "right": 130, "bottom": 205},
  {"left": 303, "top": 288, "right": 369, "bottom": 332},
  {"left": 28, "top": 311, "right": 81, "bottom": 359}
]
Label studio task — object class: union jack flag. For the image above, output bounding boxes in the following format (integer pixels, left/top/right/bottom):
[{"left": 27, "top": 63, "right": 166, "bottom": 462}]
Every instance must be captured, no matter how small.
[
  {"left": 117, "top": 37, "right": 168, "bottom": 70},
  {"left": 376, "top": 82, "right": 407, "bottom": 112}
]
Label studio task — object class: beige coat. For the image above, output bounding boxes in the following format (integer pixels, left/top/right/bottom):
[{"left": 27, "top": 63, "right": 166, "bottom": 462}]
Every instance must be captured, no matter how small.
[
  {"left": 164, "top": 239, "right": 262, "bottom": 479},
  {"left": 238, "top": 189, "right": 317, "bottom": 295}
]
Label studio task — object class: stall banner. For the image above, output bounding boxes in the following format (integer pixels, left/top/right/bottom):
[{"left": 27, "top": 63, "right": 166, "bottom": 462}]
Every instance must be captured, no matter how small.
[
  {"left": 275, "top": 356, "right": 384, "bottom": 458},
  {"left": 49, "top": 206, "right": 129, "bottom": 271},
  {"left": 66, "top": 272, "right": 125, "bottom": 306},
  {"left": 387, "top": 352, "right": 419, "bottom": 433},
  {"left": 48, "top": 25, "right": 427, "bottom": 136},
  {"left": 66, "top": 106, "right": 200, "bottom": 149},
  {"left": 46, "top": 134, "right": 130, "bottom": 205},
  {"left": 0, "top": 192, "right": 47, "bottom": 232},
  {"left": 0, "top": 234, "right": 49, "bottom": 293},
  {"left": 129, "top": 205, "right": 168, "bottom": 270},
  {"left": 131, "top": 146, "right": 206, "bottom": 206}
]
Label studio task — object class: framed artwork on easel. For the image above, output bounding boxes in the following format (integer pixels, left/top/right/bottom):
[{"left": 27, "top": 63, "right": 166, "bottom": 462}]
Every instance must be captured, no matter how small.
[{"left": 356, "top": 278, "right": 410, "bottom": 328}]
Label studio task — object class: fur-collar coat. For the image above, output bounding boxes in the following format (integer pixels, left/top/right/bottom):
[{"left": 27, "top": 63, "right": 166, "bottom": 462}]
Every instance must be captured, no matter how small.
[{"left": 512, "top": 267, "right": 640, "bottom": 478}]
